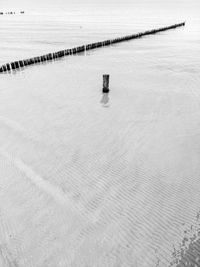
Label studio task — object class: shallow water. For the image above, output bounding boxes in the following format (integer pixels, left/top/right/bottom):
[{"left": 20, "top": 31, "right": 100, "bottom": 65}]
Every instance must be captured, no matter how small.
[{"left": 0, "top": 2, "right": 200, "bottom": 267}]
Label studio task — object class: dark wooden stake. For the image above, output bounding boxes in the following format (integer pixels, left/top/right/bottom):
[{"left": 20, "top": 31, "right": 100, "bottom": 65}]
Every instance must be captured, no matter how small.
[{"left": 103, "top": 74, "right": 110, "bottom": 93}]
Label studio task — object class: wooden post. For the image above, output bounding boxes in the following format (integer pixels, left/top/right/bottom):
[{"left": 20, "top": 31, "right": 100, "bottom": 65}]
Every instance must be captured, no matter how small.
[
  {"left": 19, "top": 60, "right": 24, "bottom": 67},
  {"left": 103, "top": 74, "right": 110, "bottom": 93},
  {"left": 11, "top": 62, "right": 15, "bottom": 69},
  {"left": 6, "top": 63, "right": 10, "bottom": 71},
  {"left": 14, "top": 61, "right": 20, "bottom": 69},
  {"left": 2, "top": 65, "right": 7, "bottom": 72}
]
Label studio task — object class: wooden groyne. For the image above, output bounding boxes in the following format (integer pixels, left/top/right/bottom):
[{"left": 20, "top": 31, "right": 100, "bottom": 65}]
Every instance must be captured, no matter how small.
[{"left": 0, "top": 22, "right": 185, "bottom": 73}]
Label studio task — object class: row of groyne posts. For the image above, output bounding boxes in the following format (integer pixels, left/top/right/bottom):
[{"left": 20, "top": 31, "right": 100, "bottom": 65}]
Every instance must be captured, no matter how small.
[
  {"left": 0, "top": 11, "right": 25, "bottom": 15},
  {"left": 0, "top": 22, "right": 185, "bottom": 81}
]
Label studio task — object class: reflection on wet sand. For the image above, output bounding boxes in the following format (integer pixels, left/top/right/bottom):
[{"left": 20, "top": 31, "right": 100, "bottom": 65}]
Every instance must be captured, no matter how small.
[
  {"left": 100, "top": 93, "right": 110, "bottom": 107},
  {"left": 169, "top": 211, "right": 200, "bottom": 267},
  {"left": 174, "top": 237, "right": 200, "bottom": 267}
]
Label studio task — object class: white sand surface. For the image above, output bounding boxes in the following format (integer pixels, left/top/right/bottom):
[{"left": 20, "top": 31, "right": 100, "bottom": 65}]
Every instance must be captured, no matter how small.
[{"left": 0, "top": 4, "right": 200, "bottom": 266}]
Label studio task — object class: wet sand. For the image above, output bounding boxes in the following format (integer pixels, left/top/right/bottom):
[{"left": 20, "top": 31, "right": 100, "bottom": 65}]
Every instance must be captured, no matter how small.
[{"left": 0, "top": 5, "right": 200, "bottom": 267}]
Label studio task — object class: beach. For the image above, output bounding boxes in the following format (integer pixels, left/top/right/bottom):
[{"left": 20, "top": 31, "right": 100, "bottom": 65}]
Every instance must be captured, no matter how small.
[{"left": 0, "top": 1, "right": 200, "bottom": 266}]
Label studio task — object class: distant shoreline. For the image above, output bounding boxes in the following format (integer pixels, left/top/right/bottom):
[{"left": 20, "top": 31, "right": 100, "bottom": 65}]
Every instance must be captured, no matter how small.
[{"left": 0, "top": 11, "right": 25, "bottom": 15}]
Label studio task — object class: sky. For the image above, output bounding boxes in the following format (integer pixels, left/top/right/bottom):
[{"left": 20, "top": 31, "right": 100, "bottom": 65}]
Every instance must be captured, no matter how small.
[
  {"left": 1, "top": 0, "right": 199, "bottom": 19},
  {"left": 0, "top": 0, "right": 193, "bottom": 8}
]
